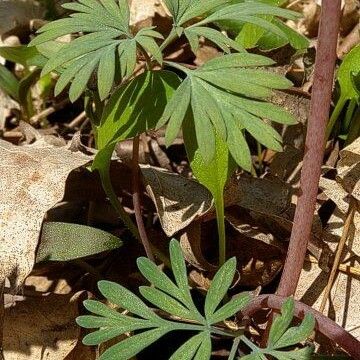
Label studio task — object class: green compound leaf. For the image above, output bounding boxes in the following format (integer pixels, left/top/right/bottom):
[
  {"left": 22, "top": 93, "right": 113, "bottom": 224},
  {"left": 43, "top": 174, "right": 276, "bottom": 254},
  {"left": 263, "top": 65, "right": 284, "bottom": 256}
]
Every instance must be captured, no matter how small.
[
  {"left": 36, "top": 222, "right": 122, "bottom": 262},
  {"left": 160, "top": 54, "right": 295, "bottom": 166},
  {"left": 241, "top": 298, "right": 316, "bottom": 360},
  {"left": 0, "top": 63, "right": 19, "bottom": 100},
  {"left": 96, "top": 70, "right": 180, "bottom": 151},
  {"left": 139, "top": 286, "right": 196, "bottom": 320},
  {"left": 30, "top": 0, "right": 163, "bottom": 101},
  {"left": 337, "top": 44, "right": 360, "bottom": 103},
  {"left": 77, "top": 240, "right": 251, "bottom": 360}
]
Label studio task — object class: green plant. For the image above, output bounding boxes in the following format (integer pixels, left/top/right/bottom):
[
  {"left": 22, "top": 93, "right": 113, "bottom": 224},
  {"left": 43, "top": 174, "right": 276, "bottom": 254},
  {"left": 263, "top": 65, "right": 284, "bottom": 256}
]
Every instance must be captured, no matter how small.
[
  {"left": 326, "top": 44, "right": 360, "bottom": 141},
  {"left": 30, "top": 0, "right": 302, "bottom": 263},
  {"left": 77, "top": 239, "right": 315, "bottom": 360}
]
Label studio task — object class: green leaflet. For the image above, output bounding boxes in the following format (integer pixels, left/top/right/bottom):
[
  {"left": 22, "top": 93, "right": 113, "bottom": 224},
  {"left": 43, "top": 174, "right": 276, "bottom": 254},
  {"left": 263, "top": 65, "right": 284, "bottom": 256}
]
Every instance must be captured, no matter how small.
[
  {"left": 0, "top": 63, "right": 19, "bottom": 100},
  {"left": 233, "top": 0, "right": 308, "bottom": 50},
  {"left": 36, "top": 222, "right": 122, "bottom": 262},
  {"left": 0, "top": 46, "right": 46, "bottom": 67},
  {"left": 205, "top": 257, "right": 237, "bottom": 318},
  {"left": 326, "top": 44, "right": 360, "bottom": 139},
  {"left": 184, "top": 118, "right": 236, "bottom": 265}
]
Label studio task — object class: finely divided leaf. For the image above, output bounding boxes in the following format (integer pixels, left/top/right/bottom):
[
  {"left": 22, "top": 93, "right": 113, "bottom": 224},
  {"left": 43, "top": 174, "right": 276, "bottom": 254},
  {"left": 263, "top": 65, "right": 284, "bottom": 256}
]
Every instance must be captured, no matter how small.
[{"left": 31, "top": 0, "right": 163, "bottom": 101}]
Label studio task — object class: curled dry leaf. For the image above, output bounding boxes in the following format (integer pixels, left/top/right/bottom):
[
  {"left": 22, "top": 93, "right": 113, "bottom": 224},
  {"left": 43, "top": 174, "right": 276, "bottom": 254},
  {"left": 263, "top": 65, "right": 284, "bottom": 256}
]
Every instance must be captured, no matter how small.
[
  {"left": 0, "top": 139, "right": 90, "bottom": 288},
  {"left": 140, "top": 165, "right": 213, "bottom": 236},
  {"left": 296, "top": 138, "right": 360, "bottom": 339}
]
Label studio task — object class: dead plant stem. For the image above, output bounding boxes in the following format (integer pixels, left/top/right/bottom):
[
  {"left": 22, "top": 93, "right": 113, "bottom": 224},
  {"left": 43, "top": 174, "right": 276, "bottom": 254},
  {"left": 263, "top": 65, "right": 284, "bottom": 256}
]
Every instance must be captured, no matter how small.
[
  {"left": 132, "top": 136, "right": 155, "bottom": 262},
  {"left": 319, "top": 199, "right": 356, "bottom": 313}
]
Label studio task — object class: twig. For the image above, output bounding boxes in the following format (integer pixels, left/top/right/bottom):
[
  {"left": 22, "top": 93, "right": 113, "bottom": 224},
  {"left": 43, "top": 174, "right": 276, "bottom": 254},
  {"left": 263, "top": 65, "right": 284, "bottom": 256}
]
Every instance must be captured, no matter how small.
[
  {"left": 319, "top": 200, "right": 356, "bottom": 313},
  {"left": 240, "top": 294, "right": 360, "bottom": 359},
  {"left": 276, "top": 0, "right": 341, "bottom": 298},
  {"left": 66, "top": 111, "right": 87, "bottom": 129},
  {"left": 0, "top": 281, "right": 4, "bottom": 360},
  {"left": 132, "top": 136, "right": 155, "bottom": 262},
  {"left": 305, "top": 255, "right": 360, "bottom": 277},
  {"left": 29, "top": 99, "right": 70, "bottom": 125}
]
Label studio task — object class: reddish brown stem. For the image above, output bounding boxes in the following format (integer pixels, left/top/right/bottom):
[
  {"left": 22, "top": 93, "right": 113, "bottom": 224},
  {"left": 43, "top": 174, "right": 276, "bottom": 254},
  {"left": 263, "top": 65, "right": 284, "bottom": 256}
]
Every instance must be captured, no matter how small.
[
  {"left": 132, "top": 136, "right": 155, "bottom": 262},
  {"left": 241, "top": 294, "right": 360, "bottom": 359},
  {"left": 276, "top": 0, "right": 341, "bottom": 297}
]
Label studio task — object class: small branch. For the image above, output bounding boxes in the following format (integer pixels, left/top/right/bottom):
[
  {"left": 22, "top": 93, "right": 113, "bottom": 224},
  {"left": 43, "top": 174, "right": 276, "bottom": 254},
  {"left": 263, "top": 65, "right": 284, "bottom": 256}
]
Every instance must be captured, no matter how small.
[
  {"left": 319, "top": 200, "right": 356, "bottom": 313},
  {"left": 132, "top": 136, "right": 155, "bottom": 262},
  {"left": 0, "top": 282, "right": 3, "bottom": 360},
  {"left": 240, "top": 294, "right": 360, "bottom": 359},
  {"left": 276, "top": 0, "right": 341, "bottom": 298},
  {"left": 29, "top": 99, "right": 70, "bottom": 125}
]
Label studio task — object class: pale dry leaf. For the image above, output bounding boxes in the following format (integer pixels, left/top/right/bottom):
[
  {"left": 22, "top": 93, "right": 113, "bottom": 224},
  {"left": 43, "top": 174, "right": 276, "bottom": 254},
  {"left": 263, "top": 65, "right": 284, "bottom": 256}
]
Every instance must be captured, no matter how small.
[
  {"left": 296, "top": 138, "right": 360, "bottom": 339},
  {"left": 0, "top": 139, "right": 90, "bottom": 288},
  {"left": 0, "top": 88, "right": 19, "bottom": 130},
  {"left": 140, "top": 165, "right": 213, "bottom": 236},
  {"left": 180, "top": 221, "right": 217, "bottom": 272},
  {"left": 337, "top": 137, "right": 360, "bottom": 201},
  {"left": 129, "top": 0, "right": 167, "bottom": 26},
  {"left": 3, "top": 291, "right": 80, "bottom": 359}
]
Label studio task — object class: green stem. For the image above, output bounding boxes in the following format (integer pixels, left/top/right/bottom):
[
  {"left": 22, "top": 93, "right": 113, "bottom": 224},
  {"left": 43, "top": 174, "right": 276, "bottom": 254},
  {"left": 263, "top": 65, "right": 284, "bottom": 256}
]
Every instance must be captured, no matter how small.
[
  {"left": 215, "top": 196, "right": 226, "bottom": 266},
  {"left": 343, "top": 98, "right": 357, "bottom": 131},
  {"left": 228, "top": 337, "right": 241, "bottom": 360},
  {"left": 325, "top": 96, "right": 347, "bottom": 140},
  {"left": 345, "top": 106, "right": 360, "bottom": 146},
  {"left": 240, "top": 335, "right": 262, "bottom": 353},
  {"left": 160, "top": 27, "right": 180, "bottom": 52}
]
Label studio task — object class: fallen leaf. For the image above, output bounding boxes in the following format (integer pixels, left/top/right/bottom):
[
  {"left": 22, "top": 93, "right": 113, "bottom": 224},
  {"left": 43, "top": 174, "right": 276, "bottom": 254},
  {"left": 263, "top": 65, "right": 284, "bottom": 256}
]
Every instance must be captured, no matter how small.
[
  {"left": 296, "top": 138, "right": 360, "bottom": 339},
  {"left": 0, "top": 138, "right": 90, "bottom": 288},
  {"left": 141, "top": 165, "right": 213, "bottom": 236},
  {"left": 3, "top": 289, "right": 80, "bottom": 360},
  {"left": 337, "top": 136, "right": 360, "bottom": 201}
]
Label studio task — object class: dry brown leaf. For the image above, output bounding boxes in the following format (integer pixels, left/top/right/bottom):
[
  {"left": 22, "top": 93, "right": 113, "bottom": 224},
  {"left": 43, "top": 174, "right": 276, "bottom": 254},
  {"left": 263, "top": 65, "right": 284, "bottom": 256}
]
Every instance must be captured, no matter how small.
[
  {"left": 0, "top": 88, "right": 19, "bottom": 130},
  {"left": 337, "top": 137, "right": 360, "bottom": 201},
  {"left": 225, "top": 175, "right": 292, "bottom": 215},
  {"left": 180, "top": 221, "right": 217, "bottom": 272},
  {"left": 141, "top": 165, "right": 213, "bottom": 236},
  {"left": 3, "top": 291, "right": 80, "bottom": 359},
  {"left": 296, "top": 138, "right": 360, "bottom": 339},
  {"left": 0, "top": 139, "right": 90, "bottom": 288}
]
